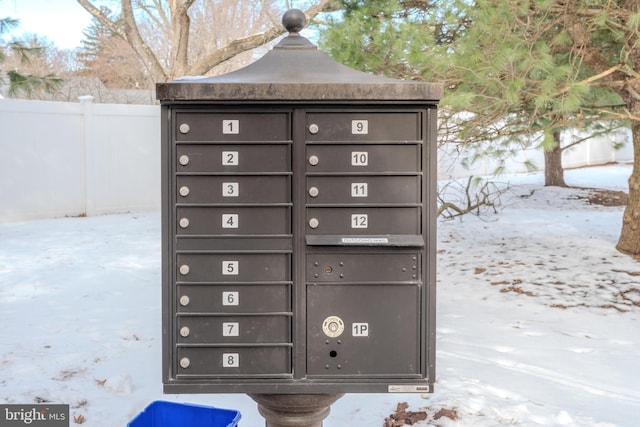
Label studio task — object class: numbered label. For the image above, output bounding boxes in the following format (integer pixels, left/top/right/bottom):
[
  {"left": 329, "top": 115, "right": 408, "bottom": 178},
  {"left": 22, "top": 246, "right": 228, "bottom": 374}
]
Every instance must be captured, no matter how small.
[
  {"left": 351, "top": 182, "right": 368, "bottom": 198},
  {"left": 222, "top": 352, "right": 239, "bottom": 368},
  {"left": 222, "top": 322, "right": 240, "bottom": 337},
  {"left": 222, "top": 151, "right": 239, "bottom": 166},
  {"left": 351, "top": 151, "right": 369, "bottom": 166},
  {"left": 222, "top": 260, "right": 239, "bottom": 275},
  {"left": 351, "top": 214, "right": 368, "bottom": 229},
  {"left": 352, "top": 120, "right": 369, "bottom": 134},
  {"left": 353, "top": 323, "right": 369, "bottom": 337},
  {"left": 222, "top": 291, "right": 239, "bottom": 306},
  {"left": 222, "top": 213, "right": 239, "bottom": 229},
  {"left": 222, "top": 182, "right": 239, "bottom": 197},
  {"left": 223, "top": 119, "right": 239, "bottom": 134}
]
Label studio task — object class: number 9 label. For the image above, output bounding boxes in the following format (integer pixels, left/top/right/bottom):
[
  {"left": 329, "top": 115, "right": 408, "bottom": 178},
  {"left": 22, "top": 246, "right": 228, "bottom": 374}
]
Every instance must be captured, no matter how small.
[{"left": 352, "top": 120, "right": 368, "bottom": 134}]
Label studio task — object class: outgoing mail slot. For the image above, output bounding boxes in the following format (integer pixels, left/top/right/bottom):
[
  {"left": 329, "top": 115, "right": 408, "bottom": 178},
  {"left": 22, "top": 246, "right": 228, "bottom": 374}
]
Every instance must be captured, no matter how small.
[
  {"left": 306, "top": 145, "right": 420, "bottom": 173},
  {"left": 176, "top": 253, "right": 290, "bottom": 282},
  {"left": 306, "top": 207, "right": 420, "bottom": 235},
  {"left": 305, "top": 112, "right": 420, "bottom": 142},
  {"left": 177, "top": 175, "right": 290, "bottom": 204},
  {"left": 306, "top": 176, "right": 420, "bottom": 204},
  {"left": 176, "top": 206, "right": 290, "bottom": 236},
  {"left": 176, "top": 346, "right": 291, "bottom": 376},
  {"left": 176, "top": 284, "right": 291, "bottom": 313},
  {"left": 306, "top": 284, "right": 420, "bottom": 376},
  {"left": 177, "top": 144, "right": 290, "bottom": 173},
  {"left": 307, "top": 253, "right": 420, "bottom": 283},
  {"left": 175, "top": 112, "right": 290, "bottom": 142},
  {"left": 177, "top": 315, "right": 291, "bottom": 343}
]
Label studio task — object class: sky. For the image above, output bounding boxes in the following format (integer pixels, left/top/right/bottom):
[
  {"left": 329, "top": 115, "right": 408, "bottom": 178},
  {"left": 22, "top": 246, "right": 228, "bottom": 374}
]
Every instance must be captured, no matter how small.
[{"left": 0, "top": 0, "right": 107, "bottom": 49}]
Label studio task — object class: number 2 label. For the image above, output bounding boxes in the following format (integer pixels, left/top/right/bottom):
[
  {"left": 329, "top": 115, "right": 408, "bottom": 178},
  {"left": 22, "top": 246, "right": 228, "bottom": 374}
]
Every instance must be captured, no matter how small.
[{"left": 222, "top": 151, "right": 238, "bottom": 166}]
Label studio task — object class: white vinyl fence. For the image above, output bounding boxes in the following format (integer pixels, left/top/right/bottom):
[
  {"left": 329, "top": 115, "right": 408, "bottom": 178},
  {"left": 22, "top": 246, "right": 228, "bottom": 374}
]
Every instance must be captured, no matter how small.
[
  {"left": 0, "top": 98, "right": 159, "bottom": 222},
  {"left": 0, "top": 98, "right": 634, "bottom": 223}
]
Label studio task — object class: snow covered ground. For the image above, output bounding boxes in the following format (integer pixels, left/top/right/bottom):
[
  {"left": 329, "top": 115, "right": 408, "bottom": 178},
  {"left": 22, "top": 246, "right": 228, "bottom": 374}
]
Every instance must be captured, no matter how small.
[{"left": 0, "top": 164, "right": 638, "bottom": 426}]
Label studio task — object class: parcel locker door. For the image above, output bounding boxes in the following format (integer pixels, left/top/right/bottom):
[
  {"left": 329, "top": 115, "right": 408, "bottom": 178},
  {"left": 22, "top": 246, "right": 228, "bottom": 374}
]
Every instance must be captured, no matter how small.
[{"left": 306, "top": 284, "right": 420, "bottom": 376}]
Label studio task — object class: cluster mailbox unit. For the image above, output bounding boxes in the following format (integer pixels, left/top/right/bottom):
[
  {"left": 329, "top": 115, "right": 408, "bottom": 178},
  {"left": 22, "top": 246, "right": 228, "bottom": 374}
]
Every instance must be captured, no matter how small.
[{"left": 157, "top": 12, "right": 443, "bottom": 395}]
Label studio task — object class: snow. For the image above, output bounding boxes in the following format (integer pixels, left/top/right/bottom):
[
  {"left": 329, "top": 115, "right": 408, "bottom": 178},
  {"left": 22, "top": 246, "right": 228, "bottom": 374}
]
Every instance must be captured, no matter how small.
[{"left": 1, "top": 164, "right": 639, "bottom": 426}]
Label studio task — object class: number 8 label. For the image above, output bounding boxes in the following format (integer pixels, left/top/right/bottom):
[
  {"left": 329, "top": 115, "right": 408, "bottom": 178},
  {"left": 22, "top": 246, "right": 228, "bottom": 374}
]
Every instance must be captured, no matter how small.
[{"left": 223, "top": 352, "right": 239, "bottom": 367}]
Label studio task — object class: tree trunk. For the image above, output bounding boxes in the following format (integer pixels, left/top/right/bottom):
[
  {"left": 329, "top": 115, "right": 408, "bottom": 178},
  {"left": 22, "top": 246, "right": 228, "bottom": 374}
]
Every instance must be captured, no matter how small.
[
  {"left": 544, "top": 130, "right": 566, "bottom": 187},
  {"left": 615, "top": 0, "right": 640, "bottom": 256},
  {"left": 616, "top": 117, "right": 640, "bottom": 256}
]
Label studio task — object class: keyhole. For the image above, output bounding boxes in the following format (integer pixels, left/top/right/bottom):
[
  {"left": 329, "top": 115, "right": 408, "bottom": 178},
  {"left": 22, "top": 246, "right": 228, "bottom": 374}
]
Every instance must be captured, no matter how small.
[{"left": 329, "top": 350, "right": 337, "bottom": 358}]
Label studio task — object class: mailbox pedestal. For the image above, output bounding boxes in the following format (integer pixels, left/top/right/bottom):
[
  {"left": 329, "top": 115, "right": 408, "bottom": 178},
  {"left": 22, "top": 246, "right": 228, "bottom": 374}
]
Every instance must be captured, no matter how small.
[
  {"left": 249, "top": 394, "right": 344, "bottom": 427},
  {"left": 157, "top": 9, "right": 442, "bottom": 425}
]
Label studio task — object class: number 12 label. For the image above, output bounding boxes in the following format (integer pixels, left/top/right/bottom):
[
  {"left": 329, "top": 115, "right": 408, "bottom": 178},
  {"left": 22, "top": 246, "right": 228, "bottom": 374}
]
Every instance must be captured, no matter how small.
[{"left": 351, "top": 214, "right": 368, "bottom": 228}]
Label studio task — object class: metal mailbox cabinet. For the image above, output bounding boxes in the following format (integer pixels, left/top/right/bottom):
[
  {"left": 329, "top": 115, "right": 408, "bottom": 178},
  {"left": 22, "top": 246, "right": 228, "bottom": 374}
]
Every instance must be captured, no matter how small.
[{"left": 157, "top": 13, "right": 442, "bottom": 395}]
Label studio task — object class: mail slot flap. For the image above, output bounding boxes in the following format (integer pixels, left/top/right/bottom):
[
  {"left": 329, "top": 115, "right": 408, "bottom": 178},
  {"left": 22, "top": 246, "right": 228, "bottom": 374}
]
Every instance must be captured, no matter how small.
[
  {"left": 306, "top": 253, "right": 420, "bottom": 282},
  {"left": 306, "top": 112, "right": 420, "bottom": 141},
  {"left": 306, "top": 207, "right": 420, "bottom": 235},
  {"left": 306, "top": 144, "right": 421, "bottom": 173},
  {"left": 176, "top": 284, "right": 291, "bottom": 313},
  {"left": 176, "top": 206, "right": 290, "bottom": 236},
  {"left": 176, "top": 144, "right": 290, "bottom": 173},
  {"left": 306, "top": 235, "right": 424, "bottom": 247},
  {"left": 306, "top": 176, "right": 420, "bottom": 204},
  {"left": 177, "top": 315, "right": 291, "bottom": 343},
  {"left": 176, "top": 346, "right": 291, "bottom": 376},
  {"left": 306, "top": 284, "right": 420, "bottom": 376},
  {"left": 176, "top": 253, "right": 290, "bottom": 282},
  {"left": 177, "top": 175, "right": 290, "bottom": 204},
  {"left": 175, "top": 112, "right": 289, "bottom": 142}
]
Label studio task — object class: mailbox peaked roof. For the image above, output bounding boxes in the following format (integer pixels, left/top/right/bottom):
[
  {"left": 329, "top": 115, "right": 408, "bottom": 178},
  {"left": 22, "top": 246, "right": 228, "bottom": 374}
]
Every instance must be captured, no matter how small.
[{"left": 156, "top": 9, "right": 443, "bottom": 103}]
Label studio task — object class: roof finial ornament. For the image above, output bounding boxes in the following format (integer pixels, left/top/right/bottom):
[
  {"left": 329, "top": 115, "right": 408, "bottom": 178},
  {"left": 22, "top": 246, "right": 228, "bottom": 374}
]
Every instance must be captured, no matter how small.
[{"left": 282, "top": 9, "right": 307, "bottom": 35}]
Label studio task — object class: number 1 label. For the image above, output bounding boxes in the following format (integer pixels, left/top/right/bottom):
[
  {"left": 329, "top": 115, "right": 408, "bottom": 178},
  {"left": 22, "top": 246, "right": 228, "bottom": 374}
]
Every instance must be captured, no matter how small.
[{"left": 223, "top": 120, "right": 239, "bottom": 134}]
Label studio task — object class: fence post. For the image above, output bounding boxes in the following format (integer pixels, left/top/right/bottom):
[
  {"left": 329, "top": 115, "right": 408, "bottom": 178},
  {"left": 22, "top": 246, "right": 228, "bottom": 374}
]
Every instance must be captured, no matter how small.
[{"left": 79, "top": 95, "right": 94, "bottom": 216}]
